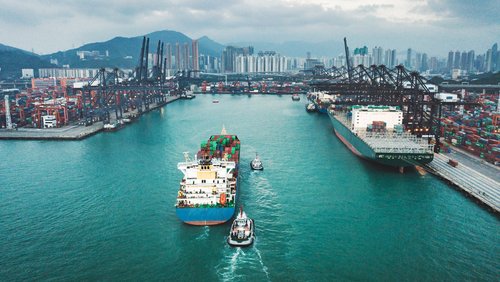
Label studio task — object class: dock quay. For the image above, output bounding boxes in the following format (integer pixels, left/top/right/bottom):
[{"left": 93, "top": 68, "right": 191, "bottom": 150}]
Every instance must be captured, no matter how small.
[
  {"left": 0, "top": 95, "right": 179, "bottom": 140},
  {"left": 424, "top": 153, "right": 500, "bottom": 215}
]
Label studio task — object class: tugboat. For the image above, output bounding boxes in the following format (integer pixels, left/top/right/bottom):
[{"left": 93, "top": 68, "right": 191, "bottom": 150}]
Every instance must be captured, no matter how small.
[
  {"left": 180, "top": 90, "right": 195, "bottom": 99},
  {"left": 291, "top": 94, "right": 300, "bottom": 101},
  {"left": 250, "top": 153, "right": 263, "bottom": 170},
  {"left": 227, "top": 207, "right": 255, "bottom": 247},
  {"left": 305, "top": 103, "right": 316, "bottom": 112}
]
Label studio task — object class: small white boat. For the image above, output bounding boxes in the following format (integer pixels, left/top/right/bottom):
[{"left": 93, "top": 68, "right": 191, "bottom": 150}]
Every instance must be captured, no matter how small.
[
  {"left": 227, "top": 207, "right": 255, "bottom": 247},
  {"left": 250, "top": 153, "right": 263, "bottom": 170},
  {"left": 291, "top": 94, "right": 300, "bottom": 101},
  {"left": 180, "top": 90, "right": 195, "bottom": 99},
  {"left": 305, "top": 103, "right": 316, "bottom": 112}
]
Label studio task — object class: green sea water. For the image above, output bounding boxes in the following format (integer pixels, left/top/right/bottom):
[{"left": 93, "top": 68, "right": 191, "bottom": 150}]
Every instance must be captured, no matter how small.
[{"left": 0, "top": 94, "right": 498, "bottom": 281}]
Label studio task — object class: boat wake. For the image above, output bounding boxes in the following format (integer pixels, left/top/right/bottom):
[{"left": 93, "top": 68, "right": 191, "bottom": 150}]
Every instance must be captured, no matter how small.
[
  {"left": 216, "top": 247, "right": 244, "bottom": 281},
  {"left": 254, "top": 241, "right": 270, "bottom": 280},
  {"left": 216, "top": 244, "right": 270, "bottom": 282},
  {"left": 195, "top": 226, "right": 210, "bottom": 241}
]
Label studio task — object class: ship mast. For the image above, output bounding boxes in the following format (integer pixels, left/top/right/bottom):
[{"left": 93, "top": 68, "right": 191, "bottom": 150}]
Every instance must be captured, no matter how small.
[{"left": 183, "top": 152, "right": 191, "bottom": 162}]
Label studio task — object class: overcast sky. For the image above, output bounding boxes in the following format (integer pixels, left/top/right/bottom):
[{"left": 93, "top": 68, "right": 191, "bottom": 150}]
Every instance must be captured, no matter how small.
[{"left": 0, "top": 0, "right": 498, "bottom": 56}]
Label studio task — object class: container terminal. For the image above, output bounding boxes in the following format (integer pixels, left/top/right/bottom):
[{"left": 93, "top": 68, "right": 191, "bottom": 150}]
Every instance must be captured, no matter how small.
[
  {"left": 307, "top": 38, "right": 499, "bottom": 214},
  {"left": 1, "top": 37, "right": 499, "bottom": 214}
]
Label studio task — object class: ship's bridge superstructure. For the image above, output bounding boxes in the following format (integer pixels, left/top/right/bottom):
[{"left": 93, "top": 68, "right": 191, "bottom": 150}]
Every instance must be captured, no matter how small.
[{"left": 176, "top": 157, "right": 237, "bottom": 208}]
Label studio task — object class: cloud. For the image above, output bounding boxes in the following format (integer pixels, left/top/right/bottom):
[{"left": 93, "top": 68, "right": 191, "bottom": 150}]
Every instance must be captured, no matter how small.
[
  {"left": 423, "top": 0, "right": 500, "bottom": 25},
  {"left": 0, "top": 0, "right": 498, "bottom": 55}
]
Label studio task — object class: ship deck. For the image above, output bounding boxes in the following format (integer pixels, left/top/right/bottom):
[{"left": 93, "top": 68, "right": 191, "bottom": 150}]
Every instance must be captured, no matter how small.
[{"left": 334, "top": 112, "right": 434, "bottom": 155}]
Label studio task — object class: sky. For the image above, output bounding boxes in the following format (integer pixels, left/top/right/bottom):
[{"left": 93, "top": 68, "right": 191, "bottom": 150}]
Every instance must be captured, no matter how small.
[{"left": 0, "top": 0, "right": 499, "bottom": 57}]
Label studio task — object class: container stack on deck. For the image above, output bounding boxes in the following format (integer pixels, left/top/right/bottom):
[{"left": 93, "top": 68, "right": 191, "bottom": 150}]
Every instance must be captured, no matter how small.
[
  {"left": 367, "top": 121, "right": 387, "bottom": 133},
  {"left": 197, "top": 135, "right": 241, "bottom": 163}
]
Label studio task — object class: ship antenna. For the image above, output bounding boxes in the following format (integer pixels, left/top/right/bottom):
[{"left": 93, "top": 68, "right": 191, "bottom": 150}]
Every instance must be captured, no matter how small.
[
  {"left": 240, "top": 205, "right": 243, "bottom": 216},
  {"left": 221, "top": 124, "right": 227, "bottom": 135},
  {"left": 183, "top": 152, "right": 191, "bottom": 162}
]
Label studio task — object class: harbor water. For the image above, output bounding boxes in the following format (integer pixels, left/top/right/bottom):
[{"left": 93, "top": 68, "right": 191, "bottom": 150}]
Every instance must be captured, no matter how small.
[{"left": 1, "top": 95, "right": 498, "bottom": 281}]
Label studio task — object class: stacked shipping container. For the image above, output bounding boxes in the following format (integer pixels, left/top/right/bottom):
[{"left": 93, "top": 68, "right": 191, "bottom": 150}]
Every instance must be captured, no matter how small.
[{"left": 441, "top": 108, "right": 500, "bottom": 165}]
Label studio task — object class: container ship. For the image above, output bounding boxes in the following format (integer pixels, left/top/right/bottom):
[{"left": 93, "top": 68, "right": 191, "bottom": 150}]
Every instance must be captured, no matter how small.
[
  {"left": 328, "top": 105, "right": 434, "bottom": 171},
  {"left": 307, "top": 91, "right": 336, "bottom": 113},
  {"left": 175, "top": 128, "right": 240, "bottom": 225}
]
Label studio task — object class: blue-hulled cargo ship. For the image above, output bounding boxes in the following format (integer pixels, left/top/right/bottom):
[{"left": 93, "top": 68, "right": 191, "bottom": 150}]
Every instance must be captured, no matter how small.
[{"left": 175, "top": 127, "right": 240, "bottom": 225}]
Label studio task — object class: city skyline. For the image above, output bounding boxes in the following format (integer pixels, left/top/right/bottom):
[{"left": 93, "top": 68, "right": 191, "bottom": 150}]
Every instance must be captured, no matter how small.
[{"left": 0, "top": 0, "right": 499, "bottom": 55}]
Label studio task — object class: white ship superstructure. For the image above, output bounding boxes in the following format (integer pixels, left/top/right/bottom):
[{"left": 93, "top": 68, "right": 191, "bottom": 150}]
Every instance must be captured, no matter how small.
[{"left": 176, "top": 154, "right": 237, "bottom": 208}]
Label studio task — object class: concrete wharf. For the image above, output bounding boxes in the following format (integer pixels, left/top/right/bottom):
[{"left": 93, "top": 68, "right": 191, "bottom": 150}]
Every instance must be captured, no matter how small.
[
  {"left": 0, "top": 96, "right": 179, "bottom": 140},
  {"left": 424, "top": 153, "right": 500, "bottom": 215}
]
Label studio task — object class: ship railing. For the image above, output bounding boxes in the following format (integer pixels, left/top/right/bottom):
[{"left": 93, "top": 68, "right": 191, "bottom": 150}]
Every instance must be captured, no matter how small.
[{"left": 355, "top": 129, "right": 434, "bottom": 154}]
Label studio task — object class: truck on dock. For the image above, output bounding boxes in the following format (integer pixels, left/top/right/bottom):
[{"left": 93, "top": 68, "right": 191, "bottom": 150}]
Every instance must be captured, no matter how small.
[{"left": 448, "top": 159, "right": 459, "bottom": 167}]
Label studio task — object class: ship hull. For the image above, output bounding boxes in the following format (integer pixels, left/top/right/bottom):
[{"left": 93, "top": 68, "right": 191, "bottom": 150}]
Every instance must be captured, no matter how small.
[
  {"left": 329, "top": 113, "right": 433, "bottom": 167},
  {"left": 176, "top": 207, "right": 236, "bottom": 225}
]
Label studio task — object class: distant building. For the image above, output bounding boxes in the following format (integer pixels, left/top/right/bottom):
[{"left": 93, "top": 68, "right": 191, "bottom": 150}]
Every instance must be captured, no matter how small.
[
  {"left": 221, "top": 46, "right": 254, "bottom": 73},
  {"left": 406, "top": 48, "right": 412, "bottom": 69},
  {"left": 454, "top": 51, "right": 460, "bottom": 69},
  {"left": 447, "top": 51, "right": 454, "bottom": 71},
  {"left": 492, "top": 43, "right": 498, "bottom": 72},
  {"left": 451, "top": 68, "right": 465, "bottom": 80},
  {"left": 76, "top": 50, "right": 108, "bottom": 60},
  {"left": 372, "top": 46, "right": 384, "bottom": 65},
  {"left": 165, "top": 43, "right": 172, "bottom": 69},
  {"left": 38, "top": 68, "right": 99, "bottom": 78},
  {"left": 460, "top": 51, "right": 467, "bottom": 70},
  {"left": 485, "top": 48, "right": 493, "bottom": 72},
  {"left": 429, "top": 57, "right": 438, "bottom": 72},
  {"left": 415, "top": 53, "right": 422, "bottom": 71},
  {"left": 21, "top": 69, "right": 34, "bottom": 79},
  {"left": 466, "top": 50, "right": 475, "bottom": 72},
  {"left": 31, "top": 77, "right": 57, "bottom": 90},
  {"left": 192, "top": 40, "right": 199, "bottom": 72},
  {"left": 183, "top": 43, "right": 189, "bottom": 70},
  {"left": 420, "top": 53, "right": 428, "bottom": 72},
  {"left": 384, "top": 49, "right": 396, "bottom": 68},
  {"left": 175, "top": 43, "right": 181, "bottom": 70}
]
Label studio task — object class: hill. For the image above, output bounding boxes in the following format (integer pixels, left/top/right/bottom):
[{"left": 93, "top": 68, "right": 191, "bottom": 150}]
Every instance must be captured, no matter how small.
[
  {"left": 0, "top": 44, "right": 55, "bottom": 79},
  {"left": 42, "top": 30, "right": 225, "bottom": 69}
]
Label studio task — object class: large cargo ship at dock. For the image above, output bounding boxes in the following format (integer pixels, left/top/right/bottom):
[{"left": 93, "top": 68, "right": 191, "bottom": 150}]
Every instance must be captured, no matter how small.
[
  {"left": 328, "top": 105, "right": 434, "bottom": 170},
  {"left": 175, "top": 128, "right": 240, "bottom": 225}
]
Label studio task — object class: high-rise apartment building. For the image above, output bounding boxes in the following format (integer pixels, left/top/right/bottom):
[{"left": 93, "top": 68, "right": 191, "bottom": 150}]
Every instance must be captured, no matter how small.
[
  {"left": 372, "top": 46, "right": 384, "bottom": 65},
  {"left": 454, "top": 51, "right": 461, "bottom": 69},
  {"left": 447, "top": 51, "right": 454, "bottom": 71},
  {"left": 192, "top": 40, "right": 199, "bottom": 72}
]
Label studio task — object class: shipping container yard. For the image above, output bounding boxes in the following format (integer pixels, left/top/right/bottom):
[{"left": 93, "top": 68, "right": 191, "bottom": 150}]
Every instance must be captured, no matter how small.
[
  {"left": 0, "top": 76, "right": 179, "bottom": 139},
  {"left": 439, "top": 92, "right": 500, "bottom": 166}
]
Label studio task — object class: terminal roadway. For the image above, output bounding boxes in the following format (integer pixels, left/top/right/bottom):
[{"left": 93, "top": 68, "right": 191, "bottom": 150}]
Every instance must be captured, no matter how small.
[
  {"left": 438, "top": 84, "right": 500, "bottom": 91},
  {"left": 445, "top": 147, "right": 500, "bottom": 182},
  {"left": 425, "top": 153, "right": 500, "bottom": 214}
]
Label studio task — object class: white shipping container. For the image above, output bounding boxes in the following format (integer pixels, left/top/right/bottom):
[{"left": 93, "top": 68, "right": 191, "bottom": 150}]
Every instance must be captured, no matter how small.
[
  {"left": 42, "top": 115, "right": 57, "bottom": 128},
  {"left": 435, "top": 93, "right": 459, "bottom": 102}
]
